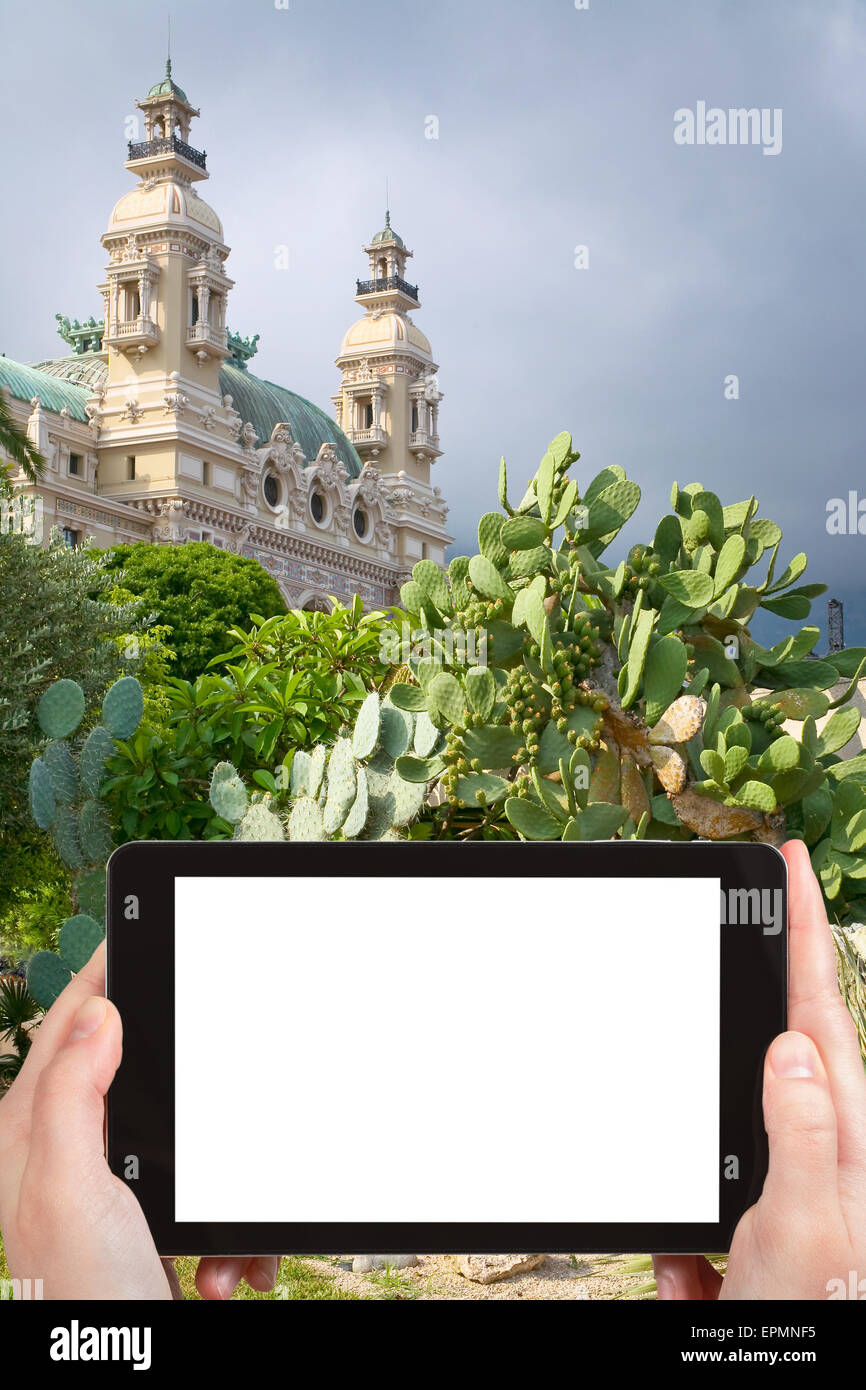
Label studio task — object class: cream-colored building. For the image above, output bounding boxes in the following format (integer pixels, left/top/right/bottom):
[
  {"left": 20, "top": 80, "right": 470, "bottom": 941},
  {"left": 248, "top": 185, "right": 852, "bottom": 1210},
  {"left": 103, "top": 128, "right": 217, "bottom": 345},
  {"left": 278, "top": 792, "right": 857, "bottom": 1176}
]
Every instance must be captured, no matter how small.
[{"left": 0, "top": 62, "right": 451, "bottom": 610}]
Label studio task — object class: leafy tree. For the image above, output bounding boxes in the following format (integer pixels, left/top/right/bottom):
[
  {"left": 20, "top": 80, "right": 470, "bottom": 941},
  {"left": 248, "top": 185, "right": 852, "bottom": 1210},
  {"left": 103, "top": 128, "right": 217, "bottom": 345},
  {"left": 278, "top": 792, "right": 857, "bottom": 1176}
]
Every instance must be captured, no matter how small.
[
  {"left": 101, "top": 599, "right": 397, "bottom": 840},
  {"left": 0, "top": 527, "right": 144, "bottom": 918},
  {"left": 100, "top": 543, "right": 287, "bottom": 682}
]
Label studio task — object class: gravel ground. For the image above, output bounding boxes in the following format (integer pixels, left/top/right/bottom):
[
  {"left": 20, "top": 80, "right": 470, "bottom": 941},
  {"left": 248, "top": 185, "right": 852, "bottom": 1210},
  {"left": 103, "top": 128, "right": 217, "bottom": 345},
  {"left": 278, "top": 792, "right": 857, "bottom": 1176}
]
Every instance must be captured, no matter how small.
[{"left": 304, "top": 1253, "right": 665, "bottom": 1300}]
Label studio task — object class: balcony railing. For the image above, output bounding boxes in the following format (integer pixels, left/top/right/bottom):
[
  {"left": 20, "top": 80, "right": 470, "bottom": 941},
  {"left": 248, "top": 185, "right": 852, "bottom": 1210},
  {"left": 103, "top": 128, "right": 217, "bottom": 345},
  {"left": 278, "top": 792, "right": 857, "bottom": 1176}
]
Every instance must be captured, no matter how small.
[
  {"left": 127, "top": 136, "right": 207, "bottom": 171},
  {"left": 187, "top": 323, "right": 227, "bottom": 348},
  {"left": 103, "top": 316, "right": 158, "bottom": 345},
  {"left": 409, "top": 429, "right": 441, "bottom": 452},
  {"left": 348, "top": 426, "right": 388, "bottom": 446},
  {"left": 356, "top": 275, "right": 419, "bottom": 301}
]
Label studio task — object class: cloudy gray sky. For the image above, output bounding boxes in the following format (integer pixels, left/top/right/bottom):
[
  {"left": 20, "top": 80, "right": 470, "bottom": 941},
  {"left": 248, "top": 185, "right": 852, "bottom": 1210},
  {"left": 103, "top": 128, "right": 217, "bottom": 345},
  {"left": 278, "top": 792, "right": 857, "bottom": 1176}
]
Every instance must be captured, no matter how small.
[{"left": 1, "top": 0, "right": 863, "bottom": 646}]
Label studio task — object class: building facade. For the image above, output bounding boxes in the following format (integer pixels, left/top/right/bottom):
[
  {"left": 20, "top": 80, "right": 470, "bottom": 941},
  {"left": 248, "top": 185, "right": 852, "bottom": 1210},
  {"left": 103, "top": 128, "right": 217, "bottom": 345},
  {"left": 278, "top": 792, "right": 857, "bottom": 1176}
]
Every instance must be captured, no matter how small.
[{"left": 0, "top": 62, "right": 451, "bottom": 610}]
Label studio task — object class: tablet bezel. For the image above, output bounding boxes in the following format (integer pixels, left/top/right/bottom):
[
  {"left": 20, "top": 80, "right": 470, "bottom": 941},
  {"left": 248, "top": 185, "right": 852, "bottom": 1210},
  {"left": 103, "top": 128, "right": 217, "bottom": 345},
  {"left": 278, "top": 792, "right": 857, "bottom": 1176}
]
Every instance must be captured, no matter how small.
[{"left": 106, "top": 838, "right": 786, "bottom": 1256}]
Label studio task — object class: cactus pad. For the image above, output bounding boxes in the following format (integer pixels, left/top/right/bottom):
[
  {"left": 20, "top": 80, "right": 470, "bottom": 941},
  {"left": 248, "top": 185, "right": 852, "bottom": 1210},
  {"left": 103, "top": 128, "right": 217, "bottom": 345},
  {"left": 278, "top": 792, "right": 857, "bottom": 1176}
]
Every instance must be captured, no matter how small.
[
  {"left": 308, "top": 744, "right": 328, "bottom": 798},
  {"left": 380, "top": 703, "right": 414, "bottom": 759},
  {"left": 209, "top": 762, "right": 249, "bottom": 824},
  {"left": 323, "top": 739, "right": 357, "bottom": 834},
  {"left": 59, "top": 913, "right": 105, "bottom": 972},
  {"left": 290, "top": 750, "right": 312, "bottom": 796},
  {"left": 53, "top": 804, "right": 83, "bottom": 869},
  {"left": 77, "top": 867, "right": 107, "bottom": 924},
  {"left": 27, "top": 951, "right": 72, "bottom": 1010},
  {"left": 101, "top": 676, "right": 144, "bottom": 739},
  {"left": 29, "top": 758, "right": 56, "bottom": 830},
  {"left": 79, "top": 799, "right": 113, "bottom": 864},
  {"left": 342, "top": 767, "right": 369, "bottom": 839},
  {"left": 428, "top": 672, "right": 466, "bottom": 726},
  {"left": 352, "top": 692, "right": 381, "bottom": 760},
  {"left": 388, "top": 770, "right": 427, "bottom": 827},
  {"left": 37, "top": 679, "right": 86, "bottom": 739},
  {"left": 288, "top": 795, "right": 325, "bottom": 841},
  {"left": 236, "top": 802, "right": 285, "bottom": 841},
  {"left": 413, "top": 710, "right": 439, "bottom": 756},
  {"left": 79, "top": 726, "right": 116, "bottom": 798},
  {"left": 43, "top": 740, "right": 78, "bottom": 804}
]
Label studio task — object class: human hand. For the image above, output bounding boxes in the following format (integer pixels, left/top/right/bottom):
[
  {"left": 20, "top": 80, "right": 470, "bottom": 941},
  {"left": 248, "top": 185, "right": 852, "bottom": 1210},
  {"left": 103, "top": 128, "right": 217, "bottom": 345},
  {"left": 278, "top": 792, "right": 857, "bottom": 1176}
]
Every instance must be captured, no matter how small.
[
  {"left": 654, "top": 839, "right": 866, "bottom": 1300},
  {"left": 0, "top": 942, "right": 279, "bottom": 1300}
]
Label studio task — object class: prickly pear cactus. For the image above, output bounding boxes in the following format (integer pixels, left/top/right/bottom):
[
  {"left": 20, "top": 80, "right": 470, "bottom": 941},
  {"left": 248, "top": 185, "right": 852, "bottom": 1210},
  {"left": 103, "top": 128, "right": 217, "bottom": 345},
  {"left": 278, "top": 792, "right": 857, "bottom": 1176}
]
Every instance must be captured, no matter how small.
[
  {"left": 25, "top": 674, "right": 144, "bottom": 1008},
  {"left": 208, "top": 683, "right": 443, "bottom": 844},
  {"left": 209, "top": 431, "right": 866, "bottom": 930}
]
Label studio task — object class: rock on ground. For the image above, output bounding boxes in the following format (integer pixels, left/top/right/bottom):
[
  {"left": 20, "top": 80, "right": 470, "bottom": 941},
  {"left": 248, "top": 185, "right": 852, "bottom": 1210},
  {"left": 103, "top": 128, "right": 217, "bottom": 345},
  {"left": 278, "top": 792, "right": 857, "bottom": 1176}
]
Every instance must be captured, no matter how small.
[{"left": 447, "top": 1253, "right": 547, "bottom": 1284}]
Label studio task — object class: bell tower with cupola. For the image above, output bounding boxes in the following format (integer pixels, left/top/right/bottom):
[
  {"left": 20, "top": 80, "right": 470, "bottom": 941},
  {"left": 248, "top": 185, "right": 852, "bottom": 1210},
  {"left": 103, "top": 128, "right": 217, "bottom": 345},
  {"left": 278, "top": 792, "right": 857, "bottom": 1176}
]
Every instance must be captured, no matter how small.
[
  {"left": 93, "top": 59, "right": 238, "bottom": 498},
  {"left": 334, "top": 211, "right": 451, "bottom": 572}
]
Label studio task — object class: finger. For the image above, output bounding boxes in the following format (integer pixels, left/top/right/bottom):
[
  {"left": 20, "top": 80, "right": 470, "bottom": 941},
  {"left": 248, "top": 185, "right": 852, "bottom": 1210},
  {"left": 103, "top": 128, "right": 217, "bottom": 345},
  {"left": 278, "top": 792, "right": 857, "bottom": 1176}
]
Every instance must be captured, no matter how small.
[
  {"left": 245, "top": 1256, "right": 280, "bottom": 1292},
  {"left": 22, "top": 995, "right": 122, "bottom": 1191},
  {"left": 196, "top": 1256, "right": 249, "bottom": 1301},
  {"left": 782, "top": 841, "right": 866, "bottom": 1169},
  {"left": 761, "top": 1031, "right": 839, "bottom": 1219},
  {"left": 653, "top": 1255, "right": 722, "bottom": 1300},
  {"left": 10, "top": 943, "right": 107, "bottom": 1114},
  {"left": 195, "top": 1255, "right": 280, "bottom": 1300},
  {"left": 161, "top": 1259, "right": 183, "bottom": 1300}
]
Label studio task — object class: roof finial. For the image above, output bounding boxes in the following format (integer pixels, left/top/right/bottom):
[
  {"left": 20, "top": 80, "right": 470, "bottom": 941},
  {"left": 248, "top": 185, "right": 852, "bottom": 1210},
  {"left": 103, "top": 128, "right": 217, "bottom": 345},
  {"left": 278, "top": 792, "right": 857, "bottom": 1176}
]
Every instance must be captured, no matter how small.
[{"left": 166, "top": 13, "right": 172, "bottom": 75}]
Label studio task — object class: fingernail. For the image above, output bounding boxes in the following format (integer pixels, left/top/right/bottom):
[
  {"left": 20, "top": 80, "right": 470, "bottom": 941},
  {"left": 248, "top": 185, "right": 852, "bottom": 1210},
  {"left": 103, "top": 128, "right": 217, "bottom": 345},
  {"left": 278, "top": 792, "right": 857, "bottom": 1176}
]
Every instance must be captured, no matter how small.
[
  {"left": 217, "top": 1268, "right": 236, "bottom": 1300},
  {"left": 770, "top": 1033, "right": 817, "bottom": 1079},
  {"left": 68, "top": 996, "right": 107, "bottom": 1042}
]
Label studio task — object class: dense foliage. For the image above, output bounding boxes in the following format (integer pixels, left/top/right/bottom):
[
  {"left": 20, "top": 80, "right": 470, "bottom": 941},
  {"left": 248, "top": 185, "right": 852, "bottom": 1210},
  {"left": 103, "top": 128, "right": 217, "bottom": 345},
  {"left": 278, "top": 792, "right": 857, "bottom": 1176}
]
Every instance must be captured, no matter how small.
[
  {"left": 100, "top": 542, "right": 287, "bottom": 682},
  {"left": 208, "top": 432, "right": 866, "bottom": 934},
  {"left": 0, "top": 528, "right": 143, "bottom": 916},
  {"left": 101, "top": 599, "right": 398, "bottom": 841}
]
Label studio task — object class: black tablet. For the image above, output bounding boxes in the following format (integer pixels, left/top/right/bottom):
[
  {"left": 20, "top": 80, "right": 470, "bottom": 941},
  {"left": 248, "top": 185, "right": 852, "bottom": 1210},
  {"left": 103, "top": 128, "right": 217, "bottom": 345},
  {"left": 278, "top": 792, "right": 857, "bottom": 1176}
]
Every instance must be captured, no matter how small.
[{"left": 106, "top": 839, "right": 786, "bottom": 1257}]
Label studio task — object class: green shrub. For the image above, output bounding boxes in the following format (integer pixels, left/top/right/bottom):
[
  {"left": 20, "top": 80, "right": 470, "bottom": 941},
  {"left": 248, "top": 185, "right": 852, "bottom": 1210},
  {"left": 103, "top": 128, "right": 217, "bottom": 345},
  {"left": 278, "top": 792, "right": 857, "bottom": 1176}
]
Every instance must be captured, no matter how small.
[{"left": 99, "top": 542, "right": 287, "bottom": 681}]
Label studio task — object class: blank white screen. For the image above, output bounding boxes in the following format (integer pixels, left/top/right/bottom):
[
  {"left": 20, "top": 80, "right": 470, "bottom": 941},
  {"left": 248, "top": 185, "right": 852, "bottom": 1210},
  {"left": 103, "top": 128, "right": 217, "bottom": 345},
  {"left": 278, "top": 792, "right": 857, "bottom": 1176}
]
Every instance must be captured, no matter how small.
[{"left": 174, "top": 875, "right": 720, "bottom": 1224}]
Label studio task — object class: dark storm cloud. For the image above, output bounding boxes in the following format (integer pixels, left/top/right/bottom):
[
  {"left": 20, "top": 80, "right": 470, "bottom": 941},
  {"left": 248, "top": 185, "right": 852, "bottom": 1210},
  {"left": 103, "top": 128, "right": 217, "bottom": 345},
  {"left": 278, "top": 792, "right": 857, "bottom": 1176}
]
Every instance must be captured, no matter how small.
[{"left": 1, "top": 0, "right": 862, "bottom": 644}]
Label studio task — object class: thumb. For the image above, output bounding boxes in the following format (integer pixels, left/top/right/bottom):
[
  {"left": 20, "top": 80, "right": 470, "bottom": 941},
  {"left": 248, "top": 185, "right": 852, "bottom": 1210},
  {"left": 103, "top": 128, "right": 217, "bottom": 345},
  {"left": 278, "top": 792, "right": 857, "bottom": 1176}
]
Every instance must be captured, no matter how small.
[
  {"left": 760, "top": 1031, "right": 838, "bottom": 1219},
  {"left": 25, "top": 995, "right": 122, "bottom": 1186}
]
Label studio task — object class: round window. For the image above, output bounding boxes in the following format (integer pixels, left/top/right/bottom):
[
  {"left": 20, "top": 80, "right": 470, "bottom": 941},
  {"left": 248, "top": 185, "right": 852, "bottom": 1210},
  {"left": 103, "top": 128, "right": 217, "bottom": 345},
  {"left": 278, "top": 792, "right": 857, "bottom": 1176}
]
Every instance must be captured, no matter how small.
[
  {"left": 310, "top": 492, "right": 325, "bottom": 523},
  {"left": 353, "top": 508, "right": 368, "bottom": 538},
  {"left": 263, "top": 474, "right": 279, "bottom": 507}
]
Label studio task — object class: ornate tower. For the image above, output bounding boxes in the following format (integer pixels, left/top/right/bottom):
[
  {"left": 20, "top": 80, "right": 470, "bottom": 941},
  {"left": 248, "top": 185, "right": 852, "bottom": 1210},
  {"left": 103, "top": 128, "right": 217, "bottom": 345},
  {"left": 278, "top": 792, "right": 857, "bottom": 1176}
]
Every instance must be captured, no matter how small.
[
  {"left": 334, "top": 212, "right": 450, "bottom": 570},
  {"left": 92, "top": 59, "right": 240, "bottom": 499}
]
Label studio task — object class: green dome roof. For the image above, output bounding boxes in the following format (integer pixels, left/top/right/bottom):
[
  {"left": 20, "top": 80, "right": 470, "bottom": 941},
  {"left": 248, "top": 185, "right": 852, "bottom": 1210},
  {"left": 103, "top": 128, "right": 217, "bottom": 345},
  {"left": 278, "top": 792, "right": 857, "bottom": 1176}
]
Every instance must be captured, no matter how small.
[
  {"left": 148, "top": 58, "right": 189, "bottom": 103},
  {"left": 0, "top": 355, "right": 91, "bottom": 422},
  {"left": 14, "top": 353, "right": 362, "bottom": 479},
  {"left": 371, "top": 210, "right": 404, "bottom": 248},
  {"left": 219, "top": 363, "right": 362, "bottom": 478}
]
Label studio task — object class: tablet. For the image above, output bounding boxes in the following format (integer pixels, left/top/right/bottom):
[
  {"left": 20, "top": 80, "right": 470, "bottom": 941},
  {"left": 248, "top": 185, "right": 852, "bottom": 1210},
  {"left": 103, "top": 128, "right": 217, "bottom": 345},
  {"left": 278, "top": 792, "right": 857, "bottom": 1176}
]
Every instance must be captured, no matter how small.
[{"left": 106, "top": 839, "right": 786, "bottom": 1256}]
